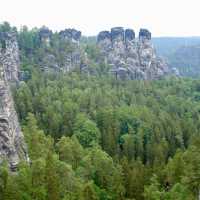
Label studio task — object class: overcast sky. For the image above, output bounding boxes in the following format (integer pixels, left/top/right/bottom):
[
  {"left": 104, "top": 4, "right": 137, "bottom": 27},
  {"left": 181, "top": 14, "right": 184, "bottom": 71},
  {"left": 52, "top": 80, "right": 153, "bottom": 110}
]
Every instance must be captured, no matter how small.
[{"left": 0, "top": 0, "right": 199, "bottom": 37}]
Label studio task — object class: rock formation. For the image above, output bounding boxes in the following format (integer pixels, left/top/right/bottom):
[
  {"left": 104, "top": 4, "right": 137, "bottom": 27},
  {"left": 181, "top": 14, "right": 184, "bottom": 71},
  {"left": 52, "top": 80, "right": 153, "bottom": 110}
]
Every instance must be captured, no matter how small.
[
  {"left": 59, "top": 28, "right": 81, "bottom": 44},
  {"left": 39, "top": 27, "right": 87, "bottom": 73},
  {"left": 0, "top": 31, "right": 20, "bottom": 82},
  {"left": 39, "top": 26, "right": 52, "bottom": 47},
  {"left": 58, "top": 28, "right": 82, "bottom": 72},
  {"left": 0, "top": 31, "right": 28, "bottom": 170},
  {"left": 97, "top": 27, "right": 169, "bottom": 79}
]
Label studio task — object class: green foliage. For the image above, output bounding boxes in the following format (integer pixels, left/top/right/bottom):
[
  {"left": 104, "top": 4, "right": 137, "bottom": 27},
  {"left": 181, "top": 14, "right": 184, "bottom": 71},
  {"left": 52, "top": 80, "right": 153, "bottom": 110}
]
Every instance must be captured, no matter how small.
[
  {"left": 1, "top": 24, "right": 200, "bottom": 199},
  {"left": 23, "top": 113, "right": 53, "bottom": 160},
  {"left": 144, "top": 175, "right": 163, "bottom": 200},
  {"left": 144, "top": 175, "right": 193, "bottom": 200},
  {"left": 56, "top": 136, "right": 84, "bottom": 169},
  {"left": 81, "top": 181, "right": 99, "bottom": 200},
  {"left": 73, "top": 114, "right": 101, "bottom": 147},
  {"left": 10, "top": 71, "right": 200, "bottom": 199}
]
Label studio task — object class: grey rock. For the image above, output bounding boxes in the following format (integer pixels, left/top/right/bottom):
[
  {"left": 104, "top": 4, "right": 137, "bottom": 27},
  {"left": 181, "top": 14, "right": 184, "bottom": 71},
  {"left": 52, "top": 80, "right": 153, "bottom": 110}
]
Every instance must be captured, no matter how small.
[
  {"left": 0, "top": 31, "right": 20, "bottom": 83},
  {"left": 97, "top": 31, "right": 113, "bottom": 56},
  {"left": 97, "top": 27, "right": 169, "bottom": 79},
  {"left": 125, "top": 29, "right": 135, "bottom": 41},
  {"left": 97, "top": 31, "right": 111, "bottom": 42},
  {"left": 36, "top": 27, "right": 94, "bottom": 74},
  {"left": 59, "top": 29, "right": 81, "bottom": 42},
  {"left": 39, "top": 27, "right": 52, "bottom": 46},
  {"left": 0, "top": 31, "right": 28, "bottom": 170},
  {"left": 39, "top": 28, "right": 87, "bottom": 73},
  {"left": 41, "top": 54, "right": 60, "bottom": 72},
  {"left": 171, "top": 67, "right": 180, "bottom": 76},
  {"left": 39, "top": 27, "right": 52, "bottom": 39},
  {"left": 139, "top": 29, "right": 151, "bottom": 41},
  {"left": 111, "top": 27, "right": 124, "bottom": 41},
  {"left": 0, "top": 66, "right": 28, "bottom": 170}
]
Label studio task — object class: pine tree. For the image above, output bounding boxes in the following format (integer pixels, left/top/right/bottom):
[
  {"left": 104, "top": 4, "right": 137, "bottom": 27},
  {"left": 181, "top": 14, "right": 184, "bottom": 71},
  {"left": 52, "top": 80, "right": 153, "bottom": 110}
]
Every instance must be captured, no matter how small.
[{"left": 45, "top": 152, "right": 60, "bottom": 200}]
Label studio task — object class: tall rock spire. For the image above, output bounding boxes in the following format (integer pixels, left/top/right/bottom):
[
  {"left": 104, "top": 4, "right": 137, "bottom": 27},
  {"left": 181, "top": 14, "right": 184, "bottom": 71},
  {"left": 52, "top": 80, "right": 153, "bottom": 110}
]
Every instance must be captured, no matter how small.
[
  {"left": 97, "top": 27, "right": 169, "bottom": 79},
  {"left": 0, "top": 31, "right": 28, "bottom": 170},
  {"left": 0, "top": 31, "right": 20, "bottom": 83}
]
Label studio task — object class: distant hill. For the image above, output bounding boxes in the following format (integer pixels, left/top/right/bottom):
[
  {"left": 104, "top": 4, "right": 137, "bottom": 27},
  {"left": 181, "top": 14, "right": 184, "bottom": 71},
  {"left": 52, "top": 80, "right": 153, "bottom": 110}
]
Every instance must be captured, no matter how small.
[
  {"left": 152, "top": 37, "right": 200, "bottom": 77},
  {"left": 152, "top": 37, "right": 200, "bottom": 56},
  {"left": 168, "top": 45, "right": 200, "bottom": 77}
]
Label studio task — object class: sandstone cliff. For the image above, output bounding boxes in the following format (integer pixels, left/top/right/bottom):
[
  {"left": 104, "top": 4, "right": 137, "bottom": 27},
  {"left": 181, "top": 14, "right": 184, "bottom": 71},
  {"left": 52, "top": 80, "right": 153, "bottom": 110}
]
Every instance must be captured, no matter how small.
[
  {"left": 38, "top": 27, "right": 88, "bottom": 73},
  {"left": 25, "top": 26, "right": 169, "bottom": 79},
  {"left": 0, "top": 31, "right": 28, "bottom": 170},
  {"left": 0, "top": 31, "right": 20, "bottom": 82},
  {"left": 97, "top": 27, "right": 169, "bottom": 79}
]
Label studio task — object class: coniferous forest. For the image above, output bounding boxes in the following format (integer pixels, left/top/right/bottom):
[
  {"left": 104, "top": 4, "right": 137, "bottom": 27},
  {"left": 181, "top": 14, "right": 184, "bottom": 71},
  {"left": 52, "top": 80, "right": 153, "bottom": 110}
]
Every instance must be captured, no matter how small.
[{"left": 1, "top": 22, "right": 200, "bottom": 200}]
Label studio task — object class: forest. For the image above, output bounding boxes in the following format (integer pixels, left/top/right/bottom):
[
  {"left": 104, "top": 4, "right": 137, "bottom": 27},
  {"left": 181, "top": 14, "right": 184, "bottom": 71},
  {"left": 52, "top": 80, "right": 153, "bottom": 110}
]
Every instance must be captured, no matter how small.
[
  {"left": 1, "top": 71, "right": 200, "bottom": 199},
  {"left": 0, "top": 22, "right": 200, "bottom": 200}
]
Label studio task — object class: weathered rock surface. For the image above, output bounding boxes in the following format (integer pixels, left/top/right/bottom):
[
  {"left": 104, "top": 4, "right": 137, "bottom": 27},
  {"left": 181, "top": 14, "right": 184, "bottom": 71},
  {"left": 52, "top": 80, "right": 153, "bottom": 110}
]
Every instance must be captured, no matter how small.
[
  {"left": 39, "top": 27, "right": 88, "bottom": 73},
  {"left": 39, "top": 26, "right": 53, "bottom": 47},
  {"left": 139, "top": 29, "right": 151, "bottom": 40},
  {"left": 59, "top": 28, "right": 81, "bottom": 43},
  {"left": 97, "top": 27, "right": 169, "bottom": 79},
  {"left": 0, "top": 31, "right": 20, "bottom": 82},
  {"left": 0, "top": 31, "right": 28, "bottom": 170}
]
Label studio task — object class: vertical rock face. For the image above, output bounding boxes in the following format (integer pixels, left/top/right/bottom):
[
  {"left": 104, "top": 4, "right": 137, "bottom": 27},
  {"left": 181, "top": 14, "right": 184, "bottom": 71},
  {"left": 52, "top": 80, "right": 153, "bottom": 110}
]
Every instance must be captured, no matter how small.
[
  {"left": 139, "top": 29, "right": 151, "bottom": 40},
  {"left": 0, "top": 31, "right": 28, "bottom": 170},
  {"left": 111, "top": 27, "right": 125, "bottom": 41},
  {"left": 0, "top": 31, "right": 20, "bottom": 82},
  {"left": 59, "top": 29, "right": 82, "bottom": 72},
  {"left": 97, "top": 27, "right": 169, "bottom": 79},
  {"left": 97, "top": 31, "right": 112, "bottom": 55},
  {"left": 59, "top": 28, "right": 81, "bottom": 44},
  {"left": 39, "top": 27, "right": 87, "bottom": 73},
  {"left": 39, "top": 27, "right": 53, "bottom": 47},
  {"left": 125, "top": 29, "right": 135, "bottom": 41}
]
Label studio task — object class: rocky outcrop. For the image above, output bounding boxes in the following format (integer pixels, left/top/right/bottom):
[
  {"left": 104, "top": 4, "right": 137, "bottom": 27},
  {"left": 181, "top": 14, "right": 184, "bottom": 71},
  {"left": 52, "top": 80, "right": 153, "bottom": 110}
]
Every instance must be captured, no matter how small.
[
  {"left": 58, "top": 29, "right": 82, "bottom": 72},
  {"left": 39, "top": 27, "right": 88, "bottom": 73},
  {"left": 59, "top": 28, "right": 81, "bottom": 44},
  {"left": 39, "top": 26, "right": 52, "bottom": 47},
  {"left": 139, "top": 29, "right": 151, "bottom": 40},
  {"left": 0, "top": 31, "right": 20, "bottom": 82},
  {"left": 97, "top": 27, "right": 169, "bottom": 79},
  {"left": 0, "top": 31, "right": 28, "bottom": 170}
]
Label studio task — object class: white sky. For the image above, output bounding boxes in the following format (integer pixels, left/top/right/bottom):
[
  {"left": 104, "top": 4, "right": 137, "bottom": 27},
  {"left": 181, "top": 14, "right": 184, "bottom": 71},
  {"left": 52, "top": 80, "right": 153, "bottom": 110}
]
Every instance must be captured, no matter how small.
[{"left": 0, "top": 0, "right": 199, "bottom": 37}]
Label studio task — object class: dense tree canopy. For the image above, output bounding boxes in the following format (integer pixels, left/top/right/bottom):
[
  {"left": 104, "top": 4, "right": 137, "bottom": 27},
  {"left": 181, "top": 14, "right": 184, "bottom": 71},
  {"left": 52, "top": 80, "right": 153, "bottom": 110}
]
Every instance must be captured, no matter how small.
[
  {"left": 4, "top": 70, "right": 200, "bottom": 199},
  {"left": 1, "top": 22, "right": 200, "bottom": 200}
]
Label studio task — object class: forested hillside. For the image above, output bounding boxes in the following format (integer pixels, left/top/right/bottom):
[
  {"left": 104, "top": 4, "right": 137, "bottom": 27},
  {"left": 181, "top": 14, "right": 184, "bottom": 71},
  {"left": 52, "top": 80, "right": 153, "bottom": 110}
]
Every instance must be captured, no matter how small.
[
  {"left": 152, "top": 37, "right": 200, "bottom": 57},
  {"left": 168, "top": 45, "right": 200, "bottom": 77},
  {"left": 0, "top": 22, "right": 200, "bottom": 200},
  {"left": 0, "top": 71, "right": 199, "bottom": 199},
  {"left": 152, "top": 37, "right": 200, "bottom": 77}
]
